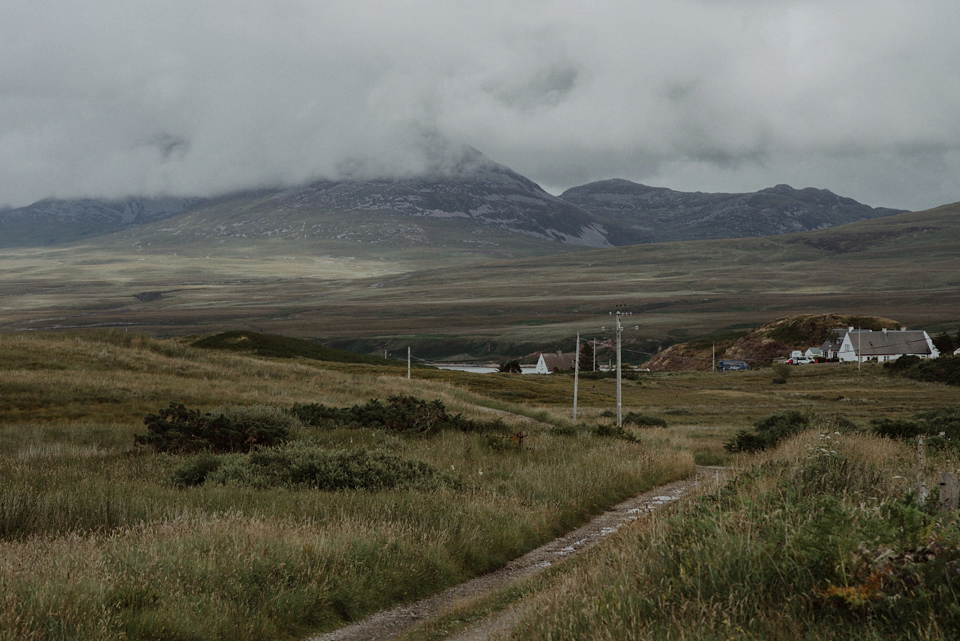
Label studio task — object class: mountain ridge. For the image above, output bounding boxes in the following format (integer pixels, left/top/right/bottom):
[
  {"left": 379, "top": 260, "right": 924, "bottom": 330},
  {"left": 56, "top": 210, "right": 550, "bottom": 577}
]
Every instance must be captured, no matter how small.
[{"left": 0, "top": 148, "right": 910, "bottom": 251}]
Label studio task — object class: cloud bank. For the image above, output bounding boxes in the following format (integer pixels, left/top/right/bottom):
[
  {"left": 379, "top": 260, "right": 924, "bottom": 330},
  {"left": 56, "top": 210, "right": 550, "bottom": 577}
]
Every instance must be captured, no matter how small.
[{"left": 1, "top": 0, "right": 959, "bottom": 210}]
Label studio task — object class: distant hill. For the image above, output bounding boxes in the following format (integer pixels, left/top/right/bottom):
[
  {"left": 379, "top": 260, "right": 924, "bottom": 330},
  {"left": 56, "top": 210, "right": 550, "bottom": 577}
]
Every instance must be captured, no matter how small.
[
  {"left": 0, "top": 196, "right": 201, "bottom": 248},
  {"left": 559, "top": 179, "right": 907, "bottom": 244},
  {"left": 190, "top": 330, "right": 397, "bottom": 366}
]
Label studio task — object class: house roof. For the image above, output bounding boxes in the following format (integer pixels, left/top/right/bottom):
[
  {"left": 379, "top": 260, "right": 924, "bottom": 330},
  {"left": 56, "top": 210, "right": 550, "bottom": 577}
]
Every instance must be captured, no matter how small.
[
  {"left": 539, "top": 352, "right": 575, "bottom": 371},
  {"left": 846, "top": 330, "right": 933, "bottom": 357}
]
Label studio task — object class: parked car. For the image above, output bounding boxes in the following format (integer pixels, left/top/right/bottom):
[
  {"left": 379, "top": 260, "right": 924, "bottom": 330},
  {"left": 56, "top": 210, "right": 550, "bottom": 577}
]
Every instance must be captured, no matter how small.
[{"left": 717, "top": 359, "right": 750, "bottom": 371}]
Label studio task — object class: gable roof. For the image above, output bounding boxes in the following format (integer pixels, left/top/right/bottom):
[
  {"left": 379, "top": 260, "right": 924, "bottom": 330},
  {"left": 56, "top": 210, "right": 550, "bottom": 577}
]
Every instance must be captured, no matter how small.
[
  {"left": 845, "top": 329, "right": 933, "bottom": 357},
  {"left": 539, "top": 351, "right": 575, "bottom": 372}
]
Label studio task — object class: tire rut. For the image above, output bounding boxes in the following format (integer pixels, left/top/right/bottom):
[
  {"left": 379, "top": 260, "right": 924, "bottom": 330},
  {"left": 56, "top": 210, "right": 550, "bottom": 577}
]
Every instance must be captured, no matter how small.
[{"left": 306, "top": 467, "right": 727, "bottom": 641}]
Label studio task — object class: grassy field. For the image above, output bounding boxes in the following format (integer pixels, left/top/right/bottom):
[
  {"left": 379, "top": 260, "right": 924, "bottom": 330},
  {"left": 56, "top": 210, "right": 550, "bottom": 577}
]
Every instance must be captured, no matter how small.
[
  {"left": 3, "top": 331, "right": 960, "bottom": 639},
  {"left": 0, "top": 331, "right": 693, "bottom": 640},
  {"left": 491, "top": 429, "right": 960, "bottom": 640},
  {"left": 1, "top": 203, "right": 958, "bottom": 359}
]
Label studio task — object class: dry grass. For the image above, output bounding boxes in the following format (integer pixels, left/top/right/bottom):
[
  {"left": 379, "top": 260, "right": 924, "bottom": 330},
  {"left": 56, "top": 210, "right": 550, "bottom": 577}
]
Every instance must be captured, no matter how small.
[{"left": 0, "top": 331, "right": 694, "bottom": 640}]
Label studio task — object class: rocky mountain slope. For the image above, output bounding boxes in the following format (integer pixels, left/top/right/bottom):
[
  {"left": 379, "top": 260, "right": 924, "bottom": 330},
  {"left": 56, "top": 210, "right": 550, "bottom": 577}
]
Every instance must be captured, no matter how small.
[
  {"left": 2, "top": 149, "right": 909, "bottom": 251},
  {"left": 560, "top": 179, "right": 907, "bottom": 244},
  {"left": 0, "top": 196, "right": 200, "bottom": 247},
  {"left": 2, "top": 147, "right": 615, "bottom": 251}
]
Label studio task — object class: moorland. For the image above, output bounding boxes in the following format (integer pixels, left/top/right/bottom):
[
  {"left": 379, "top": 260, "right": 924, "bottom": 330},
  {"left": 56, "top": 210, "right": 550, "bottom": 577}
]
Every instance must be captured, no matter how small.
[
  {"left": 1, "top": 201, "right": 957, "bottom": 362},
  {"left": 3, "top": 330, "right": 960, "bottom": 639}
]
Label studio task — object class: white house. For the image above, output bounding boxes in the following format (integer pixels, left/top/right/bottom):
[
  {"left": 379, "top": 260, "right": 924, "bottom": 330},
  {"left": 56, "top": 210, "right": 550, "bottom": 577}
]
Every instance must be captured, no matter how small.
[
  {"left": 804, "top": 347, "right": 824, "bottom": 359},
  {"left": 535, "top": 350, "right": 575, "bottom": 374},
  {"left": 837, "top": 328, "right": 939, "bottom": 363}
]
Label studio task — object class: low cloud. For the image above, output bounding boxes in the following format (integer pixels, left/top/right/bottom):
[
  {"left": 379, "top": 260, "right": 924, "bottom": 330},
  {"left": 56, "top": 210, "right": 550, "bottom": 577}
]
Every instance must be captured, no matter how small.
[{"left": 1, "top": 0, "right": 959, "bottom": 210}]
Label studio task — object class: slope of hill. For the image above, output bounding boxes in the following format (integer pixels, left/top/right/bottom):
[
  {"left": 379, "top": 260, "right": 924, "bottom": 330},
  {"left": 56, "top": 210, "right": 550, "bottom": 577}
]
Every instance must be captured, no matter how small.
[
  {"left": 560, "top": 179, "right": 907, "bottom": 243},
  {"left": 2, "top": 147, "right": 617, "bottom": 254},
  {"left": 2, "top": 200, "right": 957, "bottom": 360},
  {"left": 0, "top": 196, "right": 201, "bottom": 247},
  {"left": 644, "top": 314, "right": 903, "bottom": 372}
]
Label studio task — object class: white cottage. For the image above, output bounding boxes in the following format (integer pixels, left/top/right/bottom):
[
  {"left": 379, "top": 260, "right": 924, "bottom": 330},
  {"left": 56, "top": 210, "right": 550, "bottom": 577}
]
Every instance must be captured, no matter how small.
[
  {"left": 837, "top": 328, "right": 939, "bottom": 363},
  {"left": 535, "top": 350, "right": 575, "bottom": 374}
]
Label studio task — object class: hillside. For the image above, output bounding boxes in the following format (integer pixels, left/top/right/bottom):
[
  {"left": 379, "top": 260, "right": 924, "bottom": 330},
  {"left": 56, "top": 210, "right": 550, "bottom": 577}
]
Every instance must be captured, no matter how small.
[
  {"left": 0, "top": 196, "right": 201, "bottom": 248},
  {"left": 1, "top": 202, "right": 958, "bottom": 359},
  {"left": 643, "top": 313, "right": 904, "bottom": 372},
  {"left": 560, "top": 179, "right": 907, "bottom": 243},
  {"left": 2, "top": 149, "right": 909, "bottom": 256}
]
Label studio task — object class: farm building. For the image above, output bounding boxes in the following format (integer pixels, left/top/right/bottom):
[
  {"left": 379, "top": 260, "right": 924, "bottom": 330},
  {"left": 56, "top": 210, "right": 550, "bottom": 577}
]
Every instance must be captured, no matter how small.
[
  {"left": 837, "top": 328, "right": 939, "bottom": 363},
  {"left": 535, "top": 350, "right": 576, "bottom": 374}
]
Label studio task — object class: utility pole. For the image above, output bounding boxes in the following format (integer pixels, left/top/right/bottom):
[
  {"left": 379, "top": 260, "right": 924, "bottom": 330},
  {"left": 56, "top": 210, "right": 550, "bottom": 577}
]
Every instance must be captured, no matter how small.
[
  {"left": 573, "top": 333, "right": 580, "bottom": 421},
  {"left": 616, "top": 312, "right": 623, "bottom": 427},
  {"left": 593, "top": 338, "right": 597, "bottom": 372},
  {"left": 858, "top": 327, "right": 862, "bottom": 373},
  {"left": 407, "top": 346, "right": 411, "bottom": 380}
]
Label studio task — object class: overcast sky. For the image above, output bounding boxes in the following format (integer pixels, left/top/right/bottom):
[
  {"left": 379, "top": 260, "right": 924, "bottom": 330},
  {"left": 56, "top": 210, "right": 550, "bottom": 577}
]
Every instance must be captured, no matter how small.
[{"left": 2, "top": 0, "right": 959, "bottom": 211}]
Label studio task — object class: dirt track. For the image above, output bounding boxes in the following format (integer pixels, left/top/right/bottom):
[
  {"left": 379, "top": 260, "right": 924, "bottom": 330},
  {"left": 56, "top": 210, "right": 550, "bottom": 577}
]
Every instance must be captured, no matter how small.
[{"left": 307, "top": 467, "right": 726, "bottom": 641}]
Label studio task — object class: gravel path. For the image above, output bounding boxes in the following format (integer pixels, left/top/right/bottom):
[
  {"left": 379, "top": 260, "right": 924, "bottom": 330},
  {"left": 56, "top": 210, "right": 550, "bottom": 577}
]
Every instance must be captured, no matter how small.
[{"left": 307, "top": 467, "right": 726, "bottom": 641}]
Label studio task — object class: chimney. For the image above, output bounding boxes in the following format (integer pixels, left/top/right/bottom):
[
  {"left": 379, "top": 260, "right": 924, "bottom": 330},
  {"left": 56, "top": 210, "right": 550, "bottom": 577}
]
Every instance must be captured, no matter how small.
[
  {"left": 557, "top": 349, "right": 562, "bottom": 358},
  {"left": 882, "top": 328, "right": 887, "bottom": 334}
]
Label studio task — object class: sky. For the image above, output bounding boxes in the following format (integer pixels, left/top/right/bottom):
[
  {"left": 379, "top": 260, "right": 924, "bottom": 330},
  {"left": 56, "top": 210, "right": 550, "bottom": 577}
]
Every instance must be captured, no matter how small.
[{"left": 2, "top": 0, "right": 959, "bottom": 211}]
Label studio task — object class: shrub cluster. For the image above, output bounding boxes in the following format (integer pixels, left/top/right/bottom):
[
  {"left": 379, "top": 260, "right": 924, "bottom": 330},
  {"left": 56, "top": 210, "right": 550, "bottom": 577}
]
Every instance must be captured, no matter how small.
[
  {"left": 884, "top": 354, "right": 960, "bottom": 386},
  {"left": 622, "top": 412, "right": 667, "bottom": 428},
  {"left": 135, "top": 403, "right": 296, "bottom": 453},
  {"left": 871, "top": 406, "right": 960, "bottom": 451},
  {"left": 172, "top": 443, "right": 458, "bottom": 491},
  {"left": 725, "top": 410, "right": 811, "bottom": 453},
  {"left": 289, "top": 395, "right": 506, "bottom": 435}
]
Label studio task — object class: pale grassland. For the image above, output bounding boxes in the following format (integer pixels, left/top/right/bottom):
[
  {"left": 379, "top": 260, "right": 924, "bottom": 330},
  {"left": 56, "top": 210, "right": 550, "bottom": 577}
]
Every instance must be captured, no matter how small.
[
  {"left": 0, "top": 331, "right": 694, "bottom": 640},
  {"left": 3, "top": 204, "right": 960, "bottom": 347}
]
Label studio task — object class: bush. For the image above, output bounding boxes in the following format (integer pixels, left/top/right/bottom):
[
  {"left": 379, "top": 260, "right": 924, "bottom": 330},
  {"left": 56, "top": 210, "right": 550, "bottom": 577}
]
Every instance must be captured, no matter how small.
[
  {"left": 622, "top": 412, "right": 667, "bottom": 428},
  {"left": 725, "top": 411, "right": 811, "bottom": 453},
  {"left": 871, "top": 406, "right": 960, "bottom": 441},
  {"left": 771, "top": 363, "right": 792, "bottom": 384},
  {"left": 289, "top": 395, "right": 506, "bottom": 435},
  {"left": 871, "top": 418, "right": 921, "bottom": 440},
  {"left": 498, "top": 360, "right": 522, "bottom": 373},
  {"left": 171, "top": 453, "right": 223, "bottom": 487},
  {"left": 202, "top": 443, "right": 459, "bottom": 491},
  {"left": 592, "top": 423, "right": 640, "bottom": 443},
  {"left": 135, "top": 403, "right": 292, "bottom": 453},
  {"left": 885, "top": 355, "right": 960, "bottom": 386}
]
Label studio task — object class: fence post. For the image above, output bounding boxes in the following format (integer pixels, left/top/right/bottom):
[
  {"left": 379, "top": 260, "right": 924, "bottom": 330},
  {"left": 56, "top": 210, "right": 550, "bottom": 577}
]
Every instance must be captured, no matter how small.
[
  {"left": 939, "top": 472, "right": 959, "bottom": 512},
  {"left": 917, "top": 436, "right": 928, "bottom": 504}
]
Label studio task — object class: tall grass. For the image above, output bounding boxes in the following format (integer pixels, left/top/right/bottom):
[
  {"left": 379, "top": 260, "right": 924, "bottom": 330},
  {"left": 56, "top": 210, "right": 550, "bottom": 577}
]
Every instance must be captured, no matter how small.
[
  {"left": 504, "top": 429, "right": 960, "bottom": 640},
  {"left": 0, "top": 332, "right": 694, "bottom": 640}
]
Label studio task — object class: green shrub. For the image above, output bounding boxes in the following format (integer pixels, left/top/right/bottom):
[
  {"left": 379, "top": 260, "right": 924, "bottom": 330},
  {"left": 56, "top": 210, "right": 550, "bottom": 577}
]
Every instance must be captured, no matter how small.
[
  {"left": 725, "top": 411, "right": 811, "bottom": 453},
  {"left": 871, "top": 418, "right": 921, "bottom": 440},
  {"left": 289, "top": 395, "right": 506, "bottom": 435},
  {"left": 498, "top": 360, "right": 522, "bottom": 373},
  {"left": 171, "top": 452, "right": 223, "bottom": 487},
  {"left": 885, "top": 355, "right": 960, "bottom": 386},
  {"left": 135, "top": 402, "right": 292, "bottom": 453},
  {"left": 592, "top": 423, "right": 640, "bottom": 443},
  {"left": 202, "top": 443, "right": 459, "bottom": 491},
  {"left": 724, "top": 429, "right": 768, "bottom": 453},
  {"left": 622, "top": 412, "right": 667, "bottom": 428}
]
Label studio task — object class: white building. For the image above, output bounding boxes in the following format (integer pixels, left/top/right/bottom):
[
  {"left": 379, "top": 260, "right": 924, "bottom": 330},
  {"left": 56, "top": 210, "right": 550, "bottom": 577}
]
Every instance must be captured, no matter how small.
[
  {"left": 535, "top": 350, "right": 575, "bottom": 374},
  {"left": 837, "top": 327, "right": 939, "bottom": 363}
]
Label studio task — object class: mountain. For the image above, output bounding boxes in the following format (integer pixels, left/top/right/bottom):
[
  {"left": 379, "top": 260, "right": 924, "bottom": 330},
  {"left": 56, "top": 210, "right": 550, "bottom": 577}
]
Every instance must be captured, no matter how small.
[
  {"left": 559, "top": 179, "right": 908, "bottom": 244},
  {"left": 0, "top": 196, "right": 201, "bottom": 248},
  {"left": 2, "top": 147, "right": 615, "bottom": 252}
]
